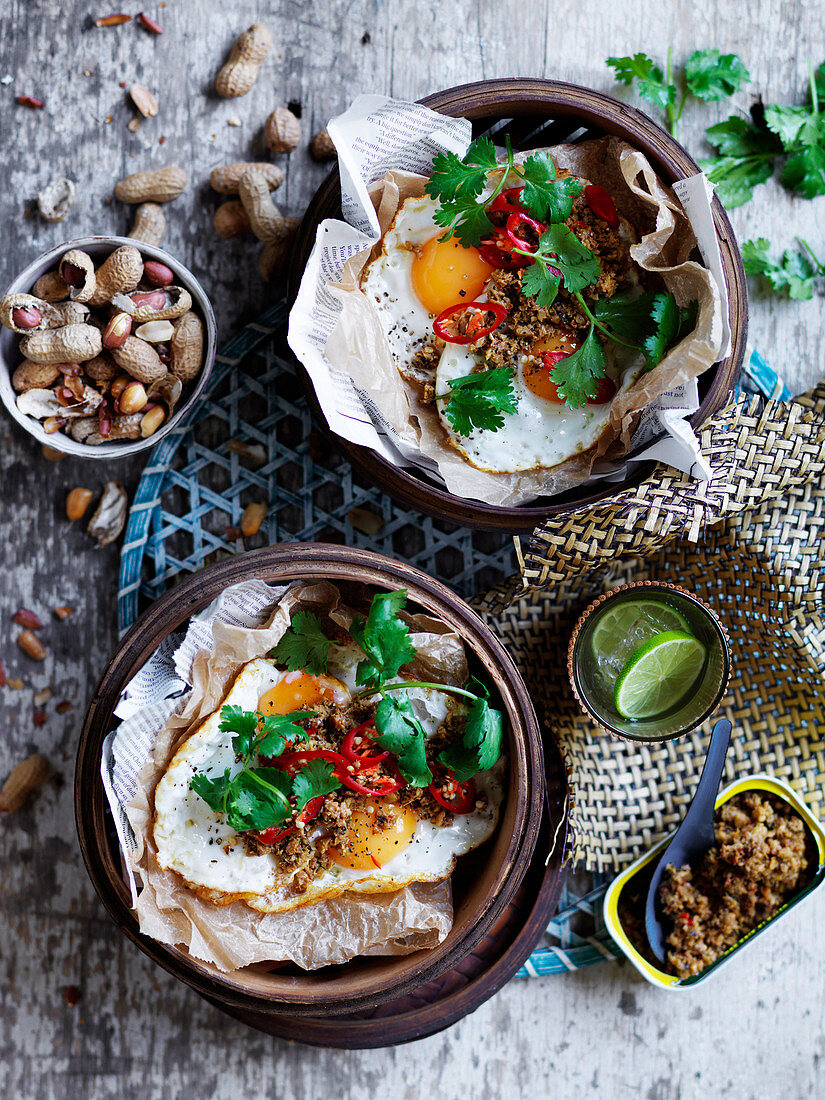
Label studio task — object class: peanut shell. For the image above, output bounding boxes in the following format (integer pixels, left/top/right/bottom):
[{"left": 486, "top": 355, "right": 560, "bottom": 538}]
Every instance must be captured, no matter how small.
[
  {"left": 265, "top": 107, "right": 301, "bottom": 153},
  {"left": 19, "top": 324, "right": 102, "bottom": 364},
  {"left": 60, "top": 249, "right": 96, "bottom": 303},
  {"left": 110, "top": 336, "right": 166, "bottom": 383},
  {"left": 170, "top": 311, "right": 204, "bottom": 382},
  {"left": 210, "top": 162, "right": 283, "bottom": 194},
  {"left": 11, "top": 359, "right": 61, "bottom": 393},
  {"left": 127, "top": 203, "right": 166, "bottom": 246},
  {"left": 88, "top": 246, "right": 143, "bottom": 307},
  {"left": 114, "top": 166, "right": 188, "bottom": 204},
  {"left": 215, "top": 24, "right": 271, "bottom": 98},
  {"left": 32, "top": 270, "right": 69, "bottom": 302},
  {"left": 213, "top": 200, "right": 251, "bottom": 238}
]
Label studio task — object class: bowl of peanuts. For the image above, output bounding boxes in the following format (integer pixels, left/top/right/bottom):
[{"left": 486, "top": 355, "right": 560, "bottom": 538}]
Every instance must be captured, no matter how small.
[{"left": 0, "top": 235, "right": 217, "bottom": 457}]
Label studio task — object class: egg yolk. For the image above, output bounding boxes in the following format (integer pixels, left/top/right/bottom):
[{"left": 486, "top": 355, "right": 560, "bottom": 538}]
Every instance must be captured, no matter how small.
[
  {"left": 258, "top": 673, "right": 340, "bottom": 715},
  {"left": 330, "top": 800, "right": 418, "bottom": 870},
  {"left": 410, "top": 234, "right": 494, "bottom": 316},
  {"left": 523, "top": 332, "right": 582, "bottom": 403}
]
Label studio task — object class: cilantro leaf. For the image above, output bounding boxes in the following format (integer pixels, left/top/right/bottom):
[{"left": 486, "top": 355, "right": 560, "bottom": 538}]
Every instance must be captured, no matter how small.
[
  {"left": 218, "top": 705, "right": 260, "bottom": 759},
  {"left": 685, "top": 49, "right": 750, "bottom": 101},
  {"left": 519, "top": 151, "right": 583, "bottom": 223},
  {"left": 439, "top": 696, "right": 504, "bottom": 783},
  {"left": 225, "top": 767, "right": 293, "bottom": 832},
  {"left": 256, "top": 711, "right": 313, "bottom": 759},
  {"left": 189, "top": 769, "right": 232, "bottom": 816},
  {"left": 433, "top": 193, "right": 496, "bottom": 247},
  {"left": 641, "top": 293, "right": 698, "bottom": 370},
  {"left": 292, "top": 759, "right": 341, "bottom": 811},
  {"left": 349, "top": 589, "right": 416, "bottom": 689},
  {"left": 781, "top": 143, "right": 825, "bottom": 199},
  {"left": 549, "top": 325, "right": 605, "bottom": 408},
  {"left": 764, "top": 104, "right": 817, "bottom": 148},
  {"left": 427, "top": 138, "right": 499, "bottom": 202},
  {"left": 533, "top": 224, "right": 601, "bottom": 294},
  {"left": 741, "top": 237, "right": 822, "bottom": 300},
  {"left": 519, "top": 259, "right": 561, "bottom": 307},
  {"left": 607, "top": 53, "right": 676, "bottom": 111},
  {"left": 440, "top": 367, "right": 518, "bottom": 436},
  {"left": 700, "top": 115, "right": 781, "bottom": 207},
  {"left": 373, "top": 693, "right": 432, "bottom": 788},
  {"left": 271, "top": 611, "right": 331, "bottom": 676},
  {"left": 592, "top": 291, "right": 658, "bottom": 345}
]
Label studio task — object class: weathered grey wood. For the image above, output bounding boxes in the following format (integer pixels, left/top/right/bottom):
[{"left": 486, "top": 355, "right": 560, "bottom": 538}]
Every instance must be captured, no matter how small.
[{"left": 1, "top": 2, "right": 824, "bottom": 1098}]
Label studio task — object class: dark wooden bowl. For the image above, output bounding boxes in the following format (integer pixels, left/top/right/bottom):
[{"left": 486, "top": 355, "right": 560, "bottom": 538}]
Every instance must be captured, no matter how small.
[
  {"left": 76, "top": 545, "right": 553, "bottom": 1016},
  {"left": 288, "top": 78, "right": 747, "bottom": 533}
]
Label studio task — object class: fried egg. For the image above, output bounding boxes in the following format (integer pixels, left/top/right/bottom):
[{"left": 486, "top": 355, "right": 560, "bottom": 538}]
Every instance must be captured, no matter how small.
[
  {"left": 360, "top": 195, "right": 495, "bottom": 366},
  {"left": 153, "top": 651, "right": 506, "bottom": 913},
  {"left": 435, "top": 336, "right": 640, "bottom": 473}
]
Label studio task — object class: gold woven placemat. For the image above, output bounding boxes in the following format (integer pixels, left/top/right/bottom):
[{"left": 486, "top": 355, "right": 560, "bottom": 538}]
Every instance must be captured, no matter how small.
[{"left": 478, "top": 383, "right": 825, "bottom": 872}]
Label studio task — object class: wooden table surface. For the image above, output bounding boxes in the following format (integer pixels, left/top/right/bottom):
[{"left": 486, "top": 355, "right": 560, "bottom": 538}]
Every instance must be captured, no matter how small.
[{"left": 1, "top": 3, "right": 823, "bottom": 1098}]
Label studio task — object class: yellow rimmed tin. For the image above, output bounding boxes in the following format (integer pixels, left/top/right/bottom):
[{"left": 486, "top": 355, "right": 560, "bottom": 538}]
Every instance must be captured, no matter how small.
[{"left": 603, "top": 774, "right": 825, "bottom": 989}]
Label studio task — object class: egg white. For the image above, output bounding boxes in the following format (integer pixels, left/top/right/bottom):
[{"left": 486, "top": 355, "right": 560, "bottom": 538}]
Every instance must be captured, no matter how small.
[
  {"left": 153, "top": 651, "right": 505, "bottom": 913},
  {"left": 360, "top": 195, "right": 445, "bottom": 365}
]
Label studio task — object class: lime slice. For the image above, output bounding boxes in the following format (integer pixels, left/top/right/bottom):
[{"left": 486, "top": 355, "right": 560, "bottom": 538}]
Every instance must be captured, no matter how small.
[
  {"left": 590, "top": 599, "right": 692, "bottom": 676},
  {"left": 613, "top": 630, "right": 707, "bottom": 720}
]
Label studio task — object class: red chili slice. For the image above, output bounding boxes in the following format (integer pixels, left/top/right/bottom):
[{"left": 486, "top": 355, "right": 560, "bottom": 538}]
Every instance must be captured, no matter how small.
[
  {"left": 340, "top": 757, "right": 405, "bottom": 797},
  {"left": 588, "top": 374, "right": 617, "bottom": 405},
  {"left": 252, "top": 794, "right": 325, "bottom": 845},
  {"left": 478, "top": 229, "right": 532, "bottom": 271},
  {"left": 432, "top": 301, "right": 507, "bottom": 345},
  {"left": 428, "top": 772, "right": 476, "bottom": 814},
  {"left": 342, "top": 721, "right": 389, "bottom": 770},
  {"left": 488, "top": 186, "right": 524, "bottom": 216},
  {"left": 584, "top": 184, "right": 619, "bottom": 228},
  {"left": 504, "top": 211, "right": 546, "bottom": 253}
]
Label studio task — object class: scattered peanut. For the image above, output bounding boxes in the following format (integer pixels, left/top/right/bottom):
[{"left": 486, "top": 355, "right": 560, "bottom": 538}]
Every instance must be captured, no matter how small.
[
  {"left": 209, "top": 162, "right": 283, "bottom": 194},
  {"left": 213, "top": 200, "right": 251, "bottom": 238},
  {"left": 33, "top": 688, "right": 52, "bottom": 706},
  {"left": 87, "top": 480, "right": 128, "bottom": 546},
  {"left": 54, "top": 606, "right": 73, "bottom": 620},
  {"left": 140, "top": 404, "right": 166, "bottom": 437},
  {"left": 170, "top": 311, "right": 204, "bottom": 382},
  {"left": 65, "top": 487, "right": 93, "bottom": 521},
  {"left": 102, "top": 312, "right": 132, "bottom": 350},
  {"left": 135, "top": 319, "right": 174, "bottom": 342},
  {"left": 17, "top": 630, "right": 46, "bottom": 660},
  {"left": 143, "top": 260, "right": 174, "bottom": 286},
  {"left": 0, "top": 754, "right": 50, "bottom": 813},
  {"left": 310, "top": 128, "right": 336, "bottom": 161},
  {"left": 95, "top": 13, "right": 131, "bottom": 26},
  {"left": 109, "top": 374, "right": 132, "bottom": 401},
  {"left": 113, "top": 285, "right": 191, "bottom": 322},
  {"left": 238, "top": 169, "right": 287, "bottom": 243},
  {"left": 127, "top": 202, "right": 166, "bottom": 246},
  {"left": 32, "top": 270, "right": 69, "bottom": 302},
  {"left": 130, "top": 83, "right": 158, "bottom": 118},
  {"left": 137, "top": 12, "right": 163, "bottom": 33},
  {"left": 114, "top": 166, "right": 187, "bottom": 204},
  {"left": 88, "top": 245, "right": 143, "bottom": 306},
  {"left": 85, "top": 412, "right": 143, "bottom": 444},
  {"left": 265, "top": 107, "right": 301, "bottom": 153},
  {"left": 37, "top": 178, "right": 76, "bottom": 222},
  {"left": 19, "top": 324, "right": 102, "bottom": 364},
  {"left": 258, "top": 218, "right": 300, "bottom": 281},
  {"left": 240, "top": 501, "right": 267, "bottom": 537},
  {"left": 12, "top": 360, "right": 60, "bottom": 393},
  {"left": 13, "top": 608, "right": 43, "bottom": 630},
  {"left": 116, "top": 380, "right": 148, "bottom": 415},
  {"left": 41, "top": 445, "right": 65, "bottom": 461},
  {"left": 110, "top": 336, "right": 166, "bottom": 383},
  {"left": 215, "top": 24, "right": 271, "bottom": 98}
]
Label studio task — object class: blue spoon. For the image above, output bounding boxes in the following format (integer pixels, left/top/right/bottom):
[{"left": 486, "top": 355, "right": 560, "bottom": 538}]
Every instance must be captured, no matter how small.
[{"left": 644, "top": 718, "right": 733, "bottom": 964}]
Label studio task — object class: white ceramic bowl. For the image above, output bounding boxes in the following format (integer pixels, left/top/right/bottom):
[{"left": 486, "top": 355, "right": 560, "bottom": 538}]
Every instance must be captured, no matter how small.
[{"left": 0, "top": 235, "right": 217, "bottom": 458}]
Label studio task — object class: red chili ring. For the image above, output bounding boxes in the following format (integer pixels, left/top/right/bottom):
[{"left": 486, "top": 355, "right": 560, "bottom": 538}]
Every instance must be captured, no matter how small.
[
  {"left": 428, "top": 772, "right": 476, "bottom": 814},
  {"left": 584, "top": 184, "right": 619, "bottom": 227},
  {"left": 432, "top": 301, "right": 507, "bottom": 345},
  {"left": 488, "top": 186, "right": 524, "bottom": 216},
  {"left": 504, "top": 211, "right": 546, "bottom": 253}
]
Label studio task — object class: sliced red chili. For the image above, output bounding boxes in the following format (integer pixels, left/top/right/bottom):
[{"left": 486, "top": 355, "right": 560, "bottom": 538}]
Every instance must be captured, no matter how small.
[
  {"left": 432, "top": 301, "right": 507, "bottom": 345},
  {"left": 276, "top": 748, "right": 350, "bottom": 774},
  {"left": 340, "top": 757, "right": 405, "bottom": 797},
  {"left": 504, "top": 211, "right": 546, "bottom": 254},
  {"left": 251, "top": 794, "right": 326, "bottom": 845},
  {"left": 584, "top": 184, "right": 619, "bottom": 228},
  {"left": 488, "top": 186, "right": 524, "bottom": 216},
  {"left": 589, "top": 375, "right": 617, "bottom": 405},
  {"left": 254, "top": 822, "right": 295, "bottom": 845},
  {"left": 428, "top": 771, "right": 476, "bottom": 814},
  {"left": 342, "top": 721, "right": 389, "bottom": 770},
  {"left": 478, "top": 229, "right": 531, "bottom": 271}
]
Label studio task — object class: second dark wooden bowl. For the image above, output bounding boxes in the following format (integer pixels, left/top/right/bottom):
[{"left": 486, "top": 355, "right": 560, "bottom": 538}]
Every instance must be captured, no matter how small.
[
  {"left": 288, "top": 78, "right": 747, "bottom": 533},
  {"left": 75, "top": 545, "right": 550, "bottom": 1016}
]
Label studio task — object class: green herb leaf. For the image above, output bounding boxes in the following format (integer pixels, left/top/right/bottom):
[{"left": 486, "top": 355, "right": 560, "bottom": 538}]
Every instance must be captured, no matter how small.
[
  {"left": 781, "top": 143, "right": 825, "bottom": 199},
  {"left": 433, "top": 193, "right": 497, "bottom": 247},
  {"left": 349, "top": 590, "right": 416, "bottom": 689},
  {"left": 764, "top": 104, "right": 818, "bottom": 149},
  {"left": 741, "top": 237, "right": 822, "bottom": 300},
  {"left": 439, "top": 696, "right": 504, "bottom": 783},
  {"left": 292, "top": 759, "right": 341, "bottom": 811},
  {"left": 271, "top": 611, "right": 331, "bottom": 676},
  {"left": 685, "top": 49, "right": 750, "bottom": 101},
  {"left": 225, "top": 767, "right": 293, "bottom": 832},
  {"left": 519, "top": 151, "right": 583, "bottom": 223},
  {"left": 189, "top": 769, "right": 232, "bottom": 816},
  {"left": 519, "top": 258, "right": 561, "bottom": 307},
  {"left": 439, "top": 367, "right": 518, "bottom": 436},
  {"left": 700, "top": 116, "right": 781, "bottom": 207},
  {"left": 592, "top": 291, "right": 659, "bottom": 345},
  {"left": 256, "top": 711, "right": 313, "bottom": 759},
  {"left": 218, "top": 705, "right": 261, "bottom": 759},
  {"left": 641, "top": 293, "right": 698, "bottom": 370},
  {"left": 427, "top": 138, "right": 499, "bottom": 202},
  {"left": 533, "top": 224, "right": 602, "bottom": 294},
  {"left": 373, "top": 693, "right": 432, "bottom": 788},
  {"left": 606, "top": 53, "right": 676, "bottom": 111},
  {"left": 549, "top": 325, "right": 606, "bottom": 408}
]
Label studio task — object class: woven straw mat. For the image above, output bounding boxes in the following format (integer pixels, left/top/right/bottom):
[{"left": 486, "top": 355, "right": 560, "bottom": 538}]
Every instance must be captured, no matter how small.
[{"left": 475, "top": 383, "right": 825, "bottom": 873}]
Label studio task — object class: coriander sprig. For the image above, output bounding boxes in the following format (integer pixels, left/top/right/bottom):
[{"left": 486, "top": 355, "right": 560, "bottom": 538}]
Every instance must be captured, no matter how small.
[{"left": 742, "top": 237, "right": 825, "bottom": 300}]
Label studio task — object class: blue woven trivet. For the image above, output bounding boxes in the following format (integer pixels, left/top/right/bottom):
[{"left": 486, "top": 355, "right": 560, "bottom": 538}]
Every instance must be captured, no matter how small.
[{"left": 116, "top": 302, "right": 621, "bottom": 976}]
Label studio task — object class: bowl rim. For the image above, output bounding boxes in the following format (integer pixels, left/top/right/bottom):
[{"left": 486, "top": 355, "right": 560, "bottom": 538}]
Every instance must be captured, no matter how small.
[
  {"left": 603, "top": 773, "right": 825, "bottom": 989},
  {"left": 75, "top": 543, "right": 549, "bottom": 1014},
  {"left": 287, "top": 76, "right": 748, "bottom": 533},
  {"left": 0, "top": 234, "right": 217, "bottom": 458}
]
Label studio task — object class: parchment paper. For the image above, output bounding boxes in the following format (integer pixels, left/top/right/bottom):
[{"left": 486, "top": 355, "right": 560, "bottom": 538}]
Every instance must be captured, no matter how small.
[
  {"left": 101, "top": 579, "right": 467, "bottom": 972},
  {"left": 288, "top": 94, "right": 729, "bottom": 505}
]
